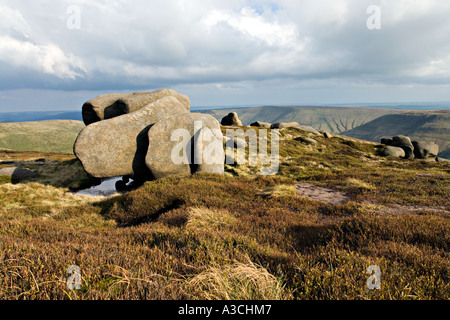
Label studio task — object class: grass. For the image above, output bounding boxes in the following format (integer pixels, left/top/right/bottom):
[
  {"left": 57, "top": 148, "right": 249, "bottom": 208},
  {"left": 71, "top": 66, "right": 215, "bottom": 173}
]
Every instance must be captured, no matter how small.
[
  {"left": 0, "top": 120, "right": 84, "bottom": 154},
  {"left": 0, "top": 126, "right": 448, "bottom": 300}
]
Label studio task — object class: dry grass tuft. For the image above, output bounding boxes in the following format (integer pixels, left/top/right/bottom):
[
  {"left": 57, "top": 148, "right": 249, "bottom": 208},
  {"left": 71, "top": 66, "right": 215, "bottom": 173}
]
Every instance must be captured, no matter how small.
[
  {"left": 344, "top": 178, "right": 377, "bottom": 191},
  {"left": 256, "top": 185, "right": 298, "bottom": 199},
  {"left": 186, "top": 207, "right": 236, "bottom": 232},
  {"left": 187, "top": 258, "right": 292, "bottom": 300}
]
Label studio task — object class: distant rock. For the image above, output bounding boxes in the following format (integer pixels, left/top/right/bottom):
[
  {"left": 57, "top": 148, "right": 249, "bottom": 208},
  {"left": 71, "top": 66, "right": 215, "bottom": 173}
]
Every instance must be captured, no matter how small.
[
  {"left": 270, "top": 122, "right": 301, "bottom": 129},
  {"left": 82, "top": 89, "right": 190, "bottom": 125},
  {"left": 221, "top": 112, "right": 243, "bottom": 126},
  {"left": 323, "top": 131, "right": 334, "bottom": 139},
  {"left": 296, "top": 125, "right": 322, "bottom": 136},
  {"left": 271, "top": 122, "right": 321, "bottom": 136},
  {"left": 74, "top": 96, "right": 189, "bottom": 179},
  {"left": 295, "top": 137, "right": 318, "bottom": 144},
  {"left": 412, "top": 141, "right": 439, "bottom": 159},
  {"left": 250, "top": 121, "right": 271, "bottom": 128},
  {"left": 0, "top": 167, "right": 39, "bottom": 179},
  {"left": 146, "top": 113, "right": 224, "bottom": 179},
  {"left": 381, "top": 146, "right": 406, "bottom": 158},
  {"left": 391, "top": 135, "right": 415, "bottom": 159}
]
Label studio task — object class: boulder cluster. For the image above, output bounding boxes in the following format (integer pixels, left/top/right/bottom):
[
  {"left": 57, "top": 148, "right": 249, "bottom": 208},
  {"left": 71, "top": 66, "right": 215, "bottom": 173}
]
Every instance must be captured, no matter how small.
[
  {"left": 74, "top": 89, "right": 224, "bottom": 189},
  {"left": 219, "top": 113, "right": 325, "bottom": 137},
  {"left": 380, "top": 135, "right": 439, "bottom": 160}
]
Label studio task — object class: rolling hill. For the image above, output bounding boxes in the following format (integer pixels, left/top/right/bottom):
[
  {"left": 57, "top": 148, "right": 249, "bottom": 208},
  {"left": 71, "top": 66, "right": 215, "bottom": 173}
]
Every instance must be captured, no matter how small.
[
  {"left": 0, "top": 120, "right": 85, "bottom": 154},
  {"left": 200, "top": 106, "right": 409, "bottom": 133},
  {"left": 343, "top": 110, "right": 450, "bottom": 159}
]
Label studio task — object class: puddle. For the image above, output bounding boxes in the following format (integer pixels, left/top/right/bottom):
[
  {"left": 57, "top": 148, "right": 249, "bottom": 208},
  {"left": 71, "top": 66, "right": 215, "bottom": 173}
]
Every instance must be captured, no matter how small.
[{"left": 75, "top": 177, "right": 122, "bottom": 196}]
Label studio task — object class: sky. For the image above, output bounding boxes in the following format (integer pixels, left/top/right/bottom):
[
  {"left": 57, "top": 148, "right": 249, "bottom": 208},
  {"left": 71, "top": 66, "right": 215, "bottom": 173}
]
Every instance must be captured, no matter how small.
[{"left": 1, "top": 0, "right": 450, "bottom": 111}]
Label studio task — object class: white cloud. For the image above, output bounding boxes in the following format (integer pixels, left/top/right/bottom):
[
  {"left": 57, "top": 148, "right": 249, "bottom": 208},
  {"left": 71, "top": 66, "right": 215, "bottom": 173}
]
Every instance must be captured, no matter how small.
[
  {"left": 0, "top": 2, "right": 86, "bottom": 79},
  {"left": 0, "top": 36, "right": 86, "bottom": 79},
  {"left": 202, "top": 7, "right": 300, "bottom": 48},
  {"left": 1, "top": 0, "right": 450, "bottom": 107}
]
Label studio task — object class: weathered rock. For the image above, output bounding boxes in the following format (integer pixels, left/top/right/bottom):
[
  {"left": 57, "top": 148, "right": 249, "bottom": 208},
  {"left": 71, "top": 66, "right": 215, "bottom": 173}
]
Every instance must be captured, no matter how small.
[
  {"left": 0, "top": 167, "right": 39, "bottom": 178},
  {"left": 146, "top": 113, "right": 224, "bottom": 179},
  {"left": 391, "top": 135, "right": 415, "bottom": 159},
  {"left": 271, "top": 122, "right": 321, "bottom": 136},
  {"left": 82, "top": 89, "right": 190, "bottom": 125},
  {"left": 295, "top": 137, "right": 318, "bottom": 144},
  {"left": 412, "top": 141, "right": 439, "bottom": 159},
  {"left": 296, "top": 125, "right": 322, "bottom": 136},
  {"left": 74, "top": 96, "right": 189, "bottom": 179},
  {"left": 381, "top": 146, "right": 406, "bottom": 158},
  {"left": 270, "top": 122, "right": 301, "bottom": 129},
  {"left": 82, "top": 93, "right": 128, "bottom": 125},
  {"left": 250, "top": 121, "right": 271, "bottom": 128},
  {"left": 221, "top": 112, "right": 243, "bottom": 126},
  {"left": 323, "top": 131, "right": 334, "bottom": 139},
  {"left": 381, "top": 138, "right": 393, "bottom": 145}
]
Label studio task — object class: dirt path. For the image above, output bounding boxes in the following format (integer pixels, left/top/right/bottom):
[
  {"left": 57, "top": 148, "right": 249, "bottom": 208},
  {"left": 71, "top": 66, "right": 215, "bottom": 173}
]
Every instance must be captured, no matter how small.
[
  {"left": 294, "top": 183, "right": 349, "bottom": 205},
  {"left": 294, "top": 183, "right": 449, "bottom": 216}
]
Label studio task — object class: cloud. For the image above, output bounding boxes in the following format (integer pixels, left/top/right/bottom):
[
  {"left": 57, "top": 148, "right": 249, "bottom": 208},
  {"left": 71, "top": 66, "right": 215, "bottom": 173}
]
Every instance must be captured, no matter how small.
[
  {"left": 0, "top": 3, "right": 86, "bottom": 80},
  {"left": 1, "top": 0, "right": 450, "bottom": 107}
]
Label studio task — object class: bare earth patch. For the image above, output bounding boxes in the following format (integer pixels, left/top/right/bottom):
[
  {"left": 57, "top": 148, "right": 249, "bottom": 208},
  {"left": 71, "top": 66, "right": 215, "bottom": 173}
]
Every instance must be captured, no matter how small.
[{"left": 294, "top": 183, "right": 349, "bottom": 205}]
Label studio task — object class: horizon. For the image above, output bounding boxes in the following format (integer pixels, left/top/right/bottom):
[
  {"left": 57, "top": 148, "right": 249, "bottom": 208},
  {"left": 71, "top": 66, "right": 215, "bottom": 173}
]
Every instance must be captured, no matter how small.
[
  {"left": 2, "top": 1, "right": 450, "bottom": 112},
  {"left": 1, "top": 101, "right": 450, "bottom": 124}
]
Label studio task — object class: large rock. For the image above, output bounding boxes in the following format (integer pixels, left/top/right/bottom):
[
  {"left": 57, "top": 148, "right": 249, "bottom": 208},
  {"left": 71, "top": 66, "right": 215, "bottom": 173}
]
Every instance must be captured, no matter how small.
[
  {"left": 250, "top": 121, "right": 271, "bottom": 128},
  {"left": 0, "top": 167, "right": 39, "bottom": 179},
  {"left": 221, "top": 112, "right": 242, "bottom": 126},
  {"left": 412, "top": 141, "right": 439, "bottom": 159},
  {"left": 381, "top": 146, "right": 406, "bottom": 158},
  {"left": 74, "top": 96, "right": 189, "bottom": 179},
  {"left": 391, "top": 135, "right": 415, "bottom": 159},
  {"left": 146, "top": 113, "right": 224, "bottom": 179},
  {"left": 81, "top": 93, "right": 128, "bottom": 125},
  {"left": 271, "top": 122, "right": 321, "bottom": 136},
  {"left": 381, "top": 138, "right": 393, "bottom": 145},
  {"left": 82, "top": 89, "right": 190, "bottom": 125},
  {"left": 270, "top": 122, "right": 301, "bottom": 129}
]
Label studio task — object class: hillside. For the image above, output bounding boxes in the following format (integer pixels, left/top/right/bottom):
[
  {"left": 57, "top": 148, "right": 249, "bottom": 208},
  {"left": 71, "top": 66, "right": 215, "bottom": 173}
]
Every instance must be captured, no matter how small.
[
  {"left": 343, "top": 110, "right": 450, "bottom": 159},
  {"left": 201, "top": 106, "right": 408, "bottom": 133},
  {"left": 0, "top": 126, "right": 448, "bottom": 300},
  {"left": 0, "top": 120, "right": 85, "bottom": 154}
]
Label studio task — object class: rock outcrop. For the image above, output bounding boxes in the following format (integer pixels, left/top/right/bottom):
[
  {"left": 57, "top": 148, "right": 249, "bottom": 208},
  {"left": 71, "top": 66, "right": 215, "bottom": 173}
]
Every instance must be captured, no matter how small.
[
  {"left": 74, "top": 96, "right": 189, "bottom": 179},
  {"left": 381, "top": 146, "right": 406, "bottom": 158},
  {"left": 0, "top": 167, "right": 39, "bottom": 179},
  {"left": 270, "top": 122, "right": 321, "bottom": 136},
  {"left": 82, "top": 89, "right": 190, "bottom": 125},
  {"left": 250, "top": 121, "right": 271, "bottom": 128},
  {"left": 221, "top": 112, "right": 243, "bottom": 126},
  {"left": 380, "top": 135, "right": 439, "bottom": 160},
  {"left": 270, "top": 122, "right": 301, "bottom": 129},
  {"left": 145, "top": 113, "right": 224, "bottom": 179},
  {"left": 412, "top": 141, "right": 439, "bottom": 159},
  {"left": 391, "top": 135, "right": 415, "bottom": 159},
  {"left": 75, "top": 90, "right": 225, "bottom": 187}
]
